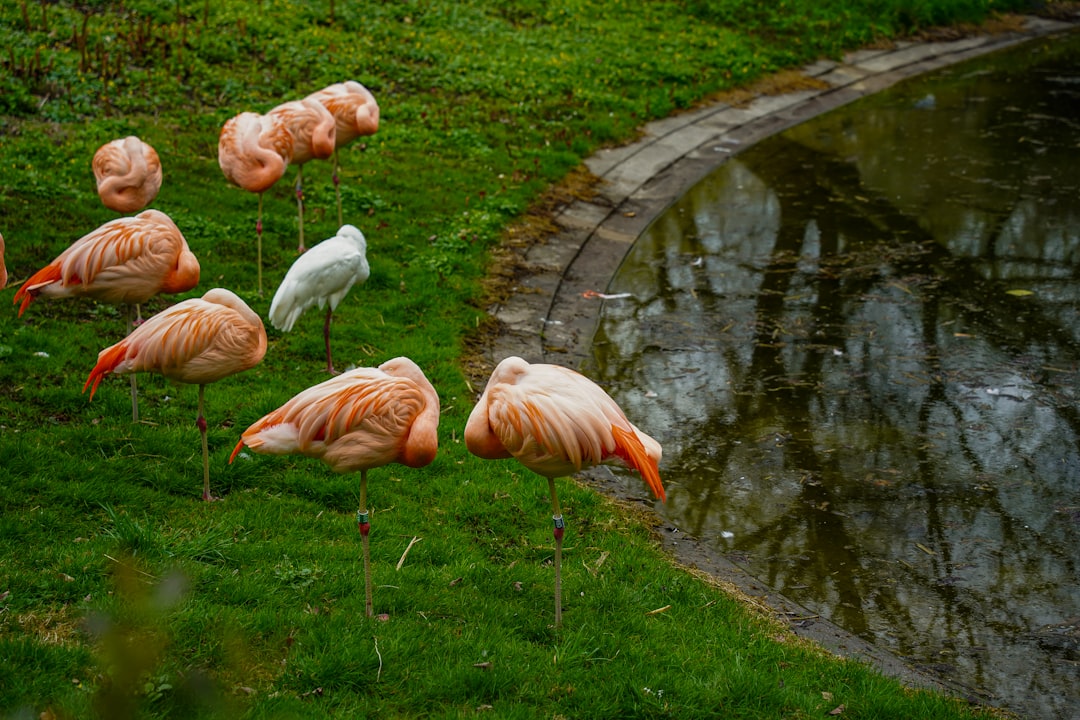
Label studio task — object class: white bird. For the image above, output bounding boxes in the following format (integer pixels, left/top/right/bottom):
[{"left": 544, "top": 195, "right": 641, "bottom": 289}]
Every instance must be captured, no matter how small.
[{"left": 268, "top": 224, "right": 369, "bottom": 374}]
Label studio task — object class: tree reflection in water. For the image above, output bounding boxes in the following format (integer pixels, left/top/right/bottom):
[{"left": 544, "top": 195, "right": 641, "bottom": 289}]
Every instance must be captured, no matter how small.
[{"left": 587, "top": 34, "right": 1080, "bottom": 720}]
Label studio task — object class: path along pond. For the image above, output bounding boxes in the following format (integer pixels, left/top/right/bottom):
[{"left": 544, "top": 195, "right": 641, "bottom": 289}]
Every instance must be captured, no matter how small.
[{"left": 585, "top": 31, "right": 1080, "bottom": 720}]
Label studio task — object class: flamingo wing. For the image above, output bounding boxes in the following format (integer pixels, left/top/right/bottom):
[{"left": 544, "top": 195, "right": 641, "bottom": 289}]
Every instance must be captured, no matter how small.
[
  {"left": 14, "top": 210, "right": 194, "bottom": 312},
  {"left": 483, "top": 367, "right": 610, "bottom": 474},
  {"left": 233, "top": 367, "right": 430, "bottom": 473},
  {"left": 466, "top": 357, "right": 665, "bottom": 500},
  {"left": 84, "top": 289, "right": 266, "bottom": 395}
]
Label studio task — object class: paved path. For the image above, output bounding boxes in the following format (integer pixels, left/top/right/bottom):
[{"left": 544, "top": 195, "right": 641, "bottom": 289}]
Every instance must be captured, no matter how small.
[{"left": 479, "top": 14, "right": 1078, "bottom": 702}]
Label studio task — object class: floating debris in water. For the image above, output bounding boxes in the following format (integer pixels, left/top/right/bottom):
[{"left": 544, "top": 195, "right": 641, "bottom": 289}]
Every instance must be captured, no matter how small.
[{"left": 581, "top": 290, "right": 633, "bottom": 300}]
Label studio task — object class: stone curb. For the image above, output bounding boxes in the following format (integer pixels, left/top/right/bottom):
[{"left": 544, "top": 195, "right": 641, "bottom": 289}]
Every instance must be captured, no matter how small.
[{"left": 479, "top": 14, "right": 1079, "bottom": 702}]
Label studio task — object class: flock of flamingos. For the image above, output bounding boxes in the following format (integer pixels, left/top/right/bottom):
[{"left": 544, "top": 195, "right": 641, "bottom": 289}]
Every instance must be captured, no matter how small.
[{"left": 1, "top": 81, "right": 665, "bottom": 626}]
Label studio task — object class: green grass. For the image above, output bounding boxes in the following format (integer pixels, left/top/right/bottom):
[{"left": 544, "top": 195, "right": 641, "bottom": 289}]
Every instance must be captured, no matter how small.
[{"left": 0, "top": 0, "right": 1048, "bottom": 717}]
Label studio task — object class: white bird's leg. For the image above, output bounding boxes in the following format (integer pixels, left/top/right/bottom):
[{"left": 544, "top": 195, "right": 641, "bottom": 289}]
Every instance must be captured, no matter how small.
[
  {"left": 324, "top": 306, "right": 336, "bottom": 375},
  {"left": 357, "top": 469, "right": 373, "bottom": 617},
  {"left": 126, "top": 305, "right": 139, "bottom": 423},
  {"left": 295, "top": 167, "right": 306, "bottom": 254},
  {"left": 549, "top": 476, "right": 564, "bottom": 629},
  {"left": 333, "top": 148, "right": 343, "bottom": 228},
  {"left": 256, "top": 193, "right": 264, "bottom": 297},
  {"left": 197, "top": 384, "right": 213, "bottom": 502}
]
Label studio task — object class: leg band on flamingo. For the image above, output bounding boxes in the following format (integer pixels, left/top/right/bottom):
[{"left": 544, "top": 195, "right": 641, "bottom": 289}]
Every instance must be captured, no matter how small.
[
  {"left": 552, "top": 514, "right": 565, "bottom": 541},
  {"left": 357, "top": 510, "right": 370, "bottom": 536}
]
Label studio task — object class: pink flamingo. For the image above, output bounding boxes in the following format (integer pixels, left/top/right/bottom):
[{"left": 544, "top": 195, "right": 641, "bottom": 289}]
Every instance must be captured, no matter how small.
[
  {"left": 266, "top": 98, "right": 337, "bottom": 253},
  {"left": 306, "top": 81, "right": 381, "bottom": 226},
  {"left": 218, "top": 111, "right": 293, "bottom": 295},
  {"left": 230, "top": 357, "right": 439, "bottom": 617},
  {"left": 85, "top": 288, "right": 267, "bottom": 501},
  {"left": 92, "top": 136, "right": 163, "bottom": 214},
  {"left": 465, "top": 356, "right": 665, "bottom": 627}
]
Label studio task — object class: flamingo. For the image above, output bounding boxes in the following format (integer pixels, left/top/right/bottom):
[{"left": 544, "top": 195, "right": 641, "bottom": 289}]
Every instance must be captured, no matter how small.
[
  {"left": 268, "top": 224, "right": 369, "bottom": 374},
  {"left": 266, "top": 98, "right": 337, "bottom": 254},
  {"left": 92, "top": 136, "right": 163, "bottom": 214},
  {"left": 13, "top": 209, "right": 200, "bottom": 421},
  {"left": 306, "top": 81, "right": 380, "bottom": 226},
  {"left": 0, "top": 231, "right": 7, "bottom": 289},
  {"left": 218, "top": 111, "right": 294, "bottom": 296},
  {"left": 464, "top": 356, "right": 665, "bottom": 628},
  {"left": 229, "top": 357, "right": 439, "bottom": 618},
  {"left": 84, "top": 288, "right": 267, "bottom": 501}
]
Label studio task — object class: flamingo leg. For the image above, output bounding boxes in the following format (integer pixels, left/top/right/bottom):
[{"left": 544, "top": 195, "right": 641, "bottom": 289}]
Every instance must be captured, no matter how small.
[
  {"left": 129, "top": 374, "right": 139, "bottom": 423},
  {"left": 548, "top": 476, "right": 564, "bottom": 629},
  {"left": 126, "top": 305, "right": 140, "bottom": 423},
  {"left": 256, "top": 193, "right": 264, "bottom": 297},
  {"left": 295, "top": 166, "right": 306, "bottom": 254},
  {"left": 357, "top": 469, "right": 373, "bottom": 617},
  {"left": 333, "top": 148, "right": 343, "bottom": 228},
  {"left": 197, "top": 384, "right": 213, "bottom": 502},
  {"left": 324, "top": 305, "right": 336, "bottom": 375}
]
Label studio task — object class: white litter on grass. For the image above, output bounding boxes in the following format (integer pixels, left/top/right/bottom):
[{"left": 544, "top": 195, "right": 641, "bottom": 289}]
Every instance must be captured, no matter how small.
[{"left": 33, "top": 351, "right": 49, "bottom": 358}]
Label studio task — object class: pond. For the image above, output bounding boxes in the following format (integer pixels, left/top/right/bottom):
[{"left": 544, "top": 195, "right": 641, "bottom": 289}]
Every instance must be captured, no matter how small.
[{"left": 587, "top": 31, "right": 1080, "bottom": 720}]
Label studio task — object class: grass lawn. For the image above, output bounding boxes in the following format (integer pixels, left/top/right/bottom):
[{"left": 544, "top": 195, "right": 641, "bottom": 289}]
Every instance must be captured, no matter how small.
[{"left": 1, "top": 1, "right": 1059, "bottom": 717}]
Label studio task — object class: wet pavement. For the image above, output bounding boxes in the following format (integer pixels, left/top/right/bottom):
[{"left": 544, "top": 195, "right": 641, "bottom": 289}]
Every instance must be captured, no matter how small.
[{"left": 477, "top": 12, "right": 1080, "bottom": 706}]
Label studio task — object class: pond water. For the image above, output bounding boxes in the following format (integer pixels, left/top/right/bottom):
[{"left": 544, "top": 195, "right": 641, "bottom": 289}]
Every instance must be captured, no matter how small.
[{"left": 587, "top": 32, "right": 1080, "bottom": 720}]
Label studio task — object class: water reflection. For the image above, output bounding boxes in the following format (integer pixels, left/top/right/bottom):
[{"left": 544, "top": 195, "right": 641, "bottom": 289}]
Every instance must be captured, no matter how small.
[{"left": 588, "top": 33, "right": 1080, "bottom": 720}]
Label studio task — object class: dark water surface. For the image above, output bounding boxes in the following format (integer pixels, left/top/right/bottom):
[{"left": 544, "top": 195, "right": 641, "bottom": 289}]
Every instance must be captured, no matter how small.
[{"left": 588, "top": 32, "right": 1080, "bottom": 720}]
